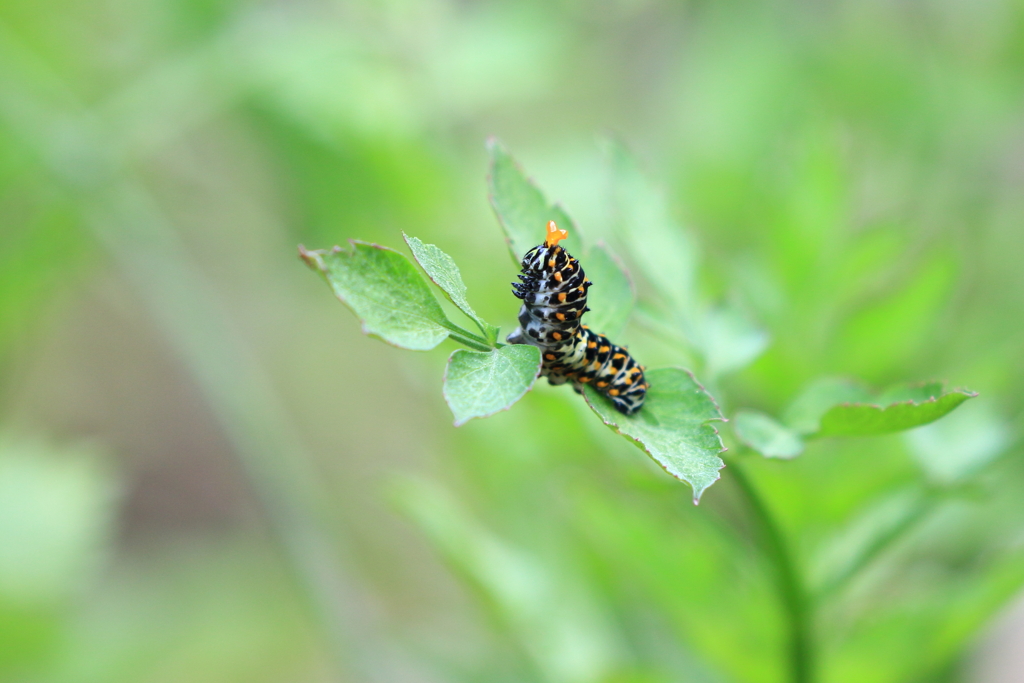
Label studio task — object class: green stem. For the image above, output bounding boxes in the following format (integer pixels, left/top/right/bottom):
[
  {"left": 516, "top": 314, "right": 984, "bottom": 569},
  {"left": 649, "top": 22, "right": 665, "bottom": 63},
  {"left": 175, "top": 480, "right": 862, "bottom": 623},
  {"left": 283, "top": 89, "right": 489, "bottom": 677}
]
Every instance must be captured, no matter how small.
[
  {"left": 731, "top": 463, "right": 814, "bottom": 683},
  {"left": 441, "top": 321, "right": 495, "bottom": 352}
]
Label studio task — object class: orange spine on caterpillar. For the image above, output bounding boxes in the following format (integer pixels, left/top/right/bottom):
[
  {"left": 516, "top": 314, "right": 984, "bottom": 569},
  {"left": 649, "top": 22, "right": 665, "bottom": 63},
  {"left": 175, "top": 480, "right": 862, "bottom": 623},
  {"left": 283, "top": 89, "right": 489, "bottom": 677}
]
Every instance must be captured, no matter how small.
[
  {"left": 544, "top": 219, "right": 568, "bottom": 247},
  {"left": 506, "top": 221, "right": 648, "bottom": 415}
]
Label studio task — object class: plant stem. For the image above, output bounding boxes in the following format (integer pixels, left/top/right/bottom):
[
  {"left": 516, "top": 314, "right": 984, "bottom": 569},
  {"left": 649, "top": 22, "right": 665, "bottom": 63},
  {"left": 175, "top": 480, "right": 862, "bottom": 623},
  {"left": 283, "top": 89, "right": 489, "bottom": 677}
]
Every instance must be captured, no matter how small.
[
  {"left": 442, "top": 326, "right": 495, "bottom": 351},
  {"left": 730, "top": 463, "right": 814, "bottom": 683}
]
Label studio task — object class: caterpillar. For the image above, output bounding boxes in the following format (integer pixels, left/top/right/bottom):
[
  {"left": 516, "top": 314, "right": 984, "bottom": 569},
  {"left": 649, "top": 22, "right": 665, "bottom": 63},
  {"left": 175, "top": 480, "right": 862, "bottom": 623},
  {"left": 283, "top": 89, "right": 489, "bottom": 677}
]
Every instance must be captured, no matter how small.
[{"left": 507, "top": 221, "right": 648, "bottom": 415}]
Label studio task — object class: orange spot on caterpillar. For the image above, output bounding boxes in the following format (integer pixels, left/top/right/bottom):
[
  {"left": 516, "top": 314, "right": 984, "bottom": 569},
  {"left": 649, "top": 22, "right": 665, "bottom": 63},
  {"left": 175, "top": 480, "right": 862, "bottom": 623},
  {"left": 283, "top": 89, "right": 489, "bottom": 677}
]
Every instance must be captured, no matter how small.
[
  {"left": 608, "top": 389, "right": 620, "bottom": 396},
  {"left": 548, "top": 259, "right": 556, "bottom": 268},
  {"left": 545, "top": 220, "right": 568, "bottom": 247},
  {"left": 556, "top": 313, "right": 565, "bottom": 321},
  {"left": 558, "top": 292, "right": 566, "bottom": 302},
  {"left": 552, "top": 332, "right": 562, "bottom": 340},
  {"left": 554, "top": 271, "right": 563, "bottom": 282},
  {"left": 545, "top": 353, "right": 556, "bottom": 360},
  {"left": 599, "top": 346, "right": 610, "bottom": 354}
]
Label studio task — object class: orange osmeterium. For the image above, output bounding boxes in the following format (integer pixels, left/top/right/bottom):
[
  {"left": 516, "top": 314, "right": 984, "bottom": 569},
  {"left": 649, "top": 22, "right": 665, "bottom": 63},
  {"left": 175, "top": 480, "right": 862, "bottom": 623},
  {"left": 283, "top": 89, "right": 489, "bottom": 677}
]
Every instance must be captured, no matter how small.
[{"left": 545, "top": 220, "right": 568, "bottom": 247}]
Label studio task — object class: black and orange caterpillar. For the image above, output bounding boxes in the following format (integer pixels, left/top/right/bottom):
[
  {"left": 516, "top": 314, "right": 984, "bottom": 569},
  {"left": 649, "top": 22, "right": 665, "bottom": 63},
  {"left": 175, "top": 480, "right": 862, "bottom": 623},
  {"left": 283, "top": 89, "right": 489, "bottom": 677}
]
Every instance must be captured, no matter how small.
[{"left": 507, "top": 221, "right": 648, "bottom": 415}]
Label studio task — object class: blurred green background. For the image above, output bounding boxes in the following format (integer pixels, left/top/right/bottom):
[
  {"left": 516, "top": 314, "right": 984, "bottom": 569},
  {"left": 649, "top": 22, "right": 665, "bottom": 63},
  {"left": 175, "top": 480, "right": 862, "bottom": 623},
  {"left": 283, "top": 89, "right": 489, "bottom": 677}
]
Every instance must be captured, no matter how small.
[{"left": 1, "top": 0, "right": 1024, "bottom": 681}]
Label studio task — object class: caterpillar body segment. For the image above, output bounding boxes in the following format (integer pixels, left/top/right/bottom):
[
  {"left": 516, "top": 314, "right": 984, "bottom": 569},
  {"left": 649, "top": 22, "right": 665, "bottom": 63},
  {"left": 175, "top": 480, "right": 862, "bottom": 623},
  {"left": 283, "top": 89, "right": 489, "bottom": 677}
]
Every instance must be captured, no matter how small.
[{"left": 507, "top": 221, "right": 648, "bottom": 415}]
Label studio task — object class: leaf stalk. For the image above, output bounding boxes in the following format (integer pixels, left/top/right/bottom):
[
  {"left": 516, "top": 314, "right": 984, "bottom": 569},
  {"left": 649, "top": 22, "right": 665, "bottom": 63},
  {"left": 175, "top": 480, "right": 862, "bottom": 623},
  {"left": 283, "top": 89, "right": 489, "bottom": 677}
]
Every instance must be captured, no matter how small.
[{"left": 441, "top": 321, "right": 497, "bottom": 352}]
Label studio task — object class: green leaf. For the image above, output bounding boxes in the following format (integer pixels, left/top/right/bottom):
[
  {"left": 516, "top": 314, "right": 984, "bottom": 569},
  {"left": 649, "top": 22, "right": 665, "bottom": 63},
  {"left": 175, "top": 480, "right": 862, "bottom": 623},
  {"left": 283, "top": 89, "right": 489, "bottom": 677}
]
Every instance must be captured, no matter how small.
[
  {"left": 583, "top": 368, "right": 726, "bottom": 502},
  {"left": 443, "top": 345, "right": 542, "bottom": 426},
  {"left": 877, "top": 381, "right": 946, "bottom": 405},
  {"left": 734, "top": 410, "right": 804, "bottom": 459},
  {"left": 487, "top": 137, "right": 577, "bottom": 264},
  {"left": 300, "top": 241, "right": 450, "bottom": 350},
  {"left": 782, "top": 377, "right": 873, "bottom": 435},
  {"left": 739, "top": 380, "right": 977, "bottom": 458},
  {"left": 403, "top": 233, "right": 500, "bottom": 345},
  {"left": 817, "top": 384, "right": 978, "bottom": 437},
  {"left": 605, "top": 139, "right": 699, "bottom": 316},
  {"left": 580, "top": 242, "right": 635, "bottom": 339}
]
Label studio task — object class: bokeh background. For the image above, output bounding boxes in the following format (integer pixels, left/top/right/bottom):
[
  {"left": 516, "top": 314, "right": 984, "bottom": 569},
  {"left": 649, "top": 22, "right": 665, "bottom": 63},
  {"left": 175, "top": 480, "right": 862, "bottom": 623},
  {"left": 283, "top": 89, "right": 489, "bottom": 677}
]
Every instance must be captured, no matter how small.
[{"left": 1, "top": 0, "right": 1024, "bottom": 681}]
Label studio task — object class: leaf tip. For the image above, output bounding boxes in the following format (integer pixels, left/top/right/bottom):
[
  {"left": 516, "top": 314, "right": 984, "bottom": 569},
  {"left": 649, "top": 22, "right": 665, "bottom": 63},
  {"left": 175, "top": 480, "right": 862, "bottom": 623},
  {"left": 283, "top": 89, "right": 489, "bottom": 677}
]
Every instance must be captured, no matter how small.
[
  {"left": 298, "top": 244, "right": 327, "bottom": 272},
  {"left": 692, "top": 471, "right": 722, "bottom": 505}
]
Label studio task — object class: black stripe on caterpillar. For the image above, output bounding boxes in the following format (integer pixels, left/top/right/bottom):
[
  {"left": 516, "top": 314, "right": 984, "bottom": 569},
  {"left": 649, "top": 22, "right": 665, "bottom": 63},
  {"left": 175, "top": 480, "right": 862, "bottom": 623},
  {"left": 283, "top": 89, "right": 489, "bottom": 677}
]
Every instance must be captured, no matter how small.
[{"left": 506, "top": 221, "right": 648, "bottom": 415}]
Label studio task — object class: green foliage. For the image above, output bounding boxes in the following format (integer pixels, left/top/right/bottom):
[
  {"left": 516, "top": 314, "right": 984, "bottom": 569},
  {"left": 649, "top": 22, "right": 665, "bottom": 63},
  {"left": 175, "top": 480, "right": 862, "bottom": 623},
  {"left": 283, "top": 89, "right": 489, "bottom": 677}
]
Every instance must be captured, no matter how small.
[
  {"left": 395, "top": 479, "right": 624, "bottom": 683},
  {"left": 300, "top": 241, "right": 451, "bottom": 351},
  {"left": 443, "top": 346, "right": 541, "bottom": 427},
  {"left": 584, "top": 369, "right": 726, "bottom": 503},
  {"left": 604, "top": 138, "right": 768, "bottom": 381},
  {"left": 734, "top": 410, "right": 804, "bottom": 459},
  {"left": 738, "top": 380, "right": 978, "bottom": 458},
  {"left": 404, "top": 234, "right": 501, "bottom": 346},
  {"left": 487, "top": 137, "right": 577, "bottom": 264},
  {"left": 579, "top": 243, "right": 634, "bottom": 339},
  {"left": 301, "top": 139, "right": 999, "bottom": 683},
  {"left": 304, "top": 144, "right": 729, "bottom": 502},
  {"left": 6, "top": 2, "right": 1024, "bottom": 682},
  {"left": 816, "top": 387, "right": 976, "bottom": 438},
  {"left": 605, "top": 138, "right": 699, "bottom": 316}
]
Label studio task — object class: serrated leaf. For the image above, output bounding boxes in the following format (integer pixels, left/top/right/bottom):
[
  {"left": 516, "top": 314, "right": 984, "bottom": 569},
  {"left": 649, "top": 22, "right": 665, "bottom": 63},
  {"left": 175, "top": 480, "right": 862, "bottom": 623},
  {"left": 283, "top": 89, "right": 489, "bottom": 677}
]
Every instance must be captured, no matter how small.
[
  {"left": 817, "top": 385, "right": 978, "bottom": 437},
  {"left": 583, "top": 368, "right": 726, "bottom": 502},
  {"left": 300, "top": 241, "right": 451, "bottom": 350},
  {"left": 487, "top": 137, "right": 577, "bottom": 264},
  {"left": 782, "top": 377, "right": 873, "bottom": 435},
  {"left": 403, "top": 233, "right": 500, "bottom": 345},
  {"left": 580, "top": 242, "right": 634, "bottom": 339},
  {"left": 739, "top": 380, "right": 978, "bottom": 458},
  {"left": 443, "top": 345, "right": 542, "bottom": 426},
  {"left": 780, "top": 377, "right": 976, "bottom": 439},
  {"left": 734, "top": 409, "right": 804, "bottom": 459},
  {"left": 878, "top": 381, "right": 945, "bottom": 405}
]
